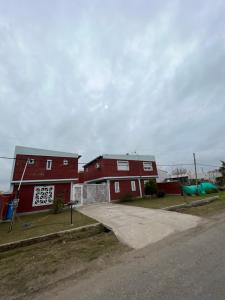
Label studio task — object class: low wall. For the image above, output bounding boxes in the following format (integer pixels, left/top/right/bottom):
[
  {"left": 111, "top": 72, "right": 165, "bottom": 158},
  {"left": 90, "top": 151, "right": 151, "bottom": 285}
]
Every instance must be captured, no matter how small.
[{"left": 157, "top": 182, "right": 182, "bottom": 195}]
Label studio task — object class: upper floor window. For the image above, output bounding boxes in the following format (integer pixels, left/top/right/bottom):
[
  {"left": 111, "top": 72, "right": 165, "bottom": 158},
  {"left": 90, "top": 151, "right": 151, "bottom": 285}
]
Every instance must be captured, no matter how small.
[
  {"left": 117, "top": 160, "right": 129, "bottom": 171},
  {"left": 46, "top": 160, "right": 52, "bottom": 170},
  {"left": 63, "top": 159, "right": 69, "bottom": 166},
  {"left": 143, "top": 162, "right": 153, "bottom": 172}
]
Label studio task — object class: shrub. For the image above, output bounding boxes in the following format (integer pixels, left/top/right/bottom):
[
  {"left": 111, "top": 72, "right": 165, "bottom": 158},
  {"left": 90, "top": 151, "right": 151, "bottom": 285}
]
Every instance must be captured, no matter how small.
[
  {"left": 52, "top": 193, "right": 65, "bottom": 214},
  {"left": 119, "top": 193, "right": 133, "bottom": 202},
  {"left": 157, "top": 191, "right": 165, "bottom": 198},
  {"left": 144, "top": 180, "right": 157, "bottom": 196}
]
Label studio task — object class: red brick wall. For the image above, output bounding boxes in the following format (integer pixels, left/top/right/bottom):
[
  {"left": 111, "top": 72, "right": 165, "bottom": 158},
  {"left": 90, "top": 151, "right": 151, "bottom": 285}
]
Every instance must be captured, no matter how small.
[
  {"left": 13, "top": 183, "right": 71, "bottom": 213},
  {"left": 157, "top": 182, "right": 182, "bottom": 195},
  {"left": 84, "top": 158, "right": 158, "bottom": 181},
  {"left": 110, "top": 179, "right": 141, "bottom": 201},
  {"left": 13, "top": 155, "right": 79, "bottom": 181}
]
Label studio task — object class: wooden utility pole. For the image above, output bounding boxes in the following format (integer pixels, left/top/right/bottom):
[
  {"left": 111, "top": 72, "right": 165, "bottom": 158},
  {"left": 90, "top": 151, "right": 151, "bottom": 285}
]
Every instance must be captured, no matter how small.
[{"left": 193, "top": 153, "right": 198, "bottom": 187}]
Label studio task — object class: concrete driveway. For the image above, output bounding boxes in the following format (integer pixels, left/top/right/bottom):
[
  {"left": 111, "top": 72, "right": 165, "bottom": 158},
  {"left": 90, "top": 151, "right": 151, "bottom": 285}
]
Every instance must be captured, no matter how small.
[{"left": 78, "top": 203, "right": 202, "bottom": 249}]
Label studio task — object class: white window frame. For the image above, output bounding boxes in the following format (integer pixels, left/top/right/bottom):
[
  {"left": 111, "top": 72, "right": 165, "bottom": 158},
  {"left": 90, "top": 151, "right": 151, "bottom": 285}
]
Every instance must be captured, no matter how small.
[
  {"left": 131, "top": 180, "right": 136, "bottom": 191},
  {"left": 32, "top": 185, "right": 55, "bottom": 207},
  {"left": 46, "top": 160, "right": 52, "bottom": 170},
  {"left": 114, "top": 181, "right": 120, "bottom": 193},
  {"left": 63, "top": 159, "right": 69, "bottom": 166},
  {"left": 143, "top": 161, "right": 153, "bottom": 172},
  {"left": 117, "top": 160, "right": 129, "bottom": 171}
]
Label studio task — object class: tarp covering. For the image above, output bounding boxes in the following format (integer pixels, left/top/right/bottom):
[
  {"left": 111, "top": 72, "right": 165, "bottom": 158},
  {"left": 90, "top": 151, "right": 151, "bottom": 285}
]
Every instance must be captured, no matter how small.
[{"left": 182, "top": 182, "right": 218, "bottom": 196}]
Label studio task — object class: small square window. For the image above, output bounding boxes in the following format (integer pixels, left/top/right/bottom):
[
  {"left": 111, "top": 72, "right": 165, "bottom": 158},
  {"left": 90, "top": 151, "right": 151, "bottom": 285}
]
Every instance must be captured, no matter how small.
[
  {"left": 28, "top": 159, "right": 35, "bottom": 165},
  {"left": 63, "top": 159, "right": 69, "bottom": 166},
  {"left": 46, "top": 160, "right": 52, "bottom": 170},
  {"left": 114, "top": 181, "right": 120, "bottom": 193}
]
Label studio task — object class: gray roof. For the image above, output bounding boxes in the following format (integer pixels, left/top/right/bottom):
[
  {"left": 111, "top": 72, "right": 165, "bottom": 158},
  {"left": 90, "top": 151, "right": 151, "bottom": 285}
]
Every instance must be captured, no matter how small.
[
  {"left": 84, "top": 153, "right": 155, "bottom": 167},
  {"left": 14, "top": 146, "right": 80, "bottom": 158},
  {"left": 102, "top": 154, "right": 155, "bottom": 161}
]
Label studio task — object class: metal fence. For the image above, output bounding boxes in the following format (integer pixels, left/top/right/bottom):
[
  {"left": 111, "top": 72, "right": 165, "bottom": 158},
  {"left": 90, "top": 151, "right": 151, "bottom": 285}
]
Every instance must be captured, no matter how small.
[{"left": 72, "top": 183, "right": 109, "bottom": 206}]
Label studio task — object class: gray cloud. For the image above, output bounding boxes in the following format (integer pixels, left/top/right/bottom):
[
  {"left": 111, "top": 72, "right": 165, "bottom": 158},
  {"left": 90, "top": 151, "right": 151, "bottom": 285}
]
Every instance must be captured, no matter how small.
[{"left": 0, "top": 0, "right": 225, "bottom": 190}]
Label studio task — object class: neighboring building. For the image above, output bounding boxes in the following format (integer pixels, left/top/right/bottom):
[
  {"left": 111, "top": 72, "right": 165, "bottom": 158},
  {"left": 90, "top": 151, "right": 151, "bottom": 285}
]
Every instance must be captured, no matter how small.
[
  {"left": 83, "top": 154, "right": 158, "bottom": 201},
  {"left": 11, "top": 146, "right": 80, "bottom": 213},
  {"left": 208, "top": 169, "right": 222, "bottom": 184},
  {"left": 156, "top": 169, "right": 168, "bottom": 183}
]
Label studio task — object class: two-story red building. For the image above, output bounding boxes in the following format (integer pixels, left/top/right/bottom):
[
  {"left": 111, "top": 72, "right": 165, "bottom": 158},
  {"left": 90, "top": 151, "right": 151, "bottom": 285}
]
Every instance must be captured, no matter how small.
[
  {"left": 83, "top": 154, "right": 158, "bottom": 201},
  {"left": 11, "top": 146, "right": 80, "bottom": 213}
]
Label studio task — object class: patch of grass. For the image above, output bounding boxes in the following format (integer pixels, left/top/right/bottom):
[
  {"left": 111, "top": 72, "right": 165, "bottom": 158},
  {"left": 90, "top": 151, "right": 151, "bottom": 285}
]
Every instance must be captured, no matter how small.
[
  {"left": 120, "top": 193, "right": 219, "bottom": 209},
  {"left": 0, "top": 232, "right": 129, "bottom": 300},
  {"left": 0, "top": 209, "right": 96, "bottom": 245},
  {"left": 177, "top": 192, "right": 225, "bottom": 216}
]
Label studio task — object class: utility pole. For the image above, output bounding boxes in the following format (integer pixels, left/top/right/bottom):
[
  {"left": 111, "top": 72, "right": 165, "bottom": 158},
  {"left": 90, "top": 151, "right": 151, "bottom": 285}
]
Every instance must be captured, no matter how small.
[{"left": 193, "top": 153, "right": 198, "bottom": 187}]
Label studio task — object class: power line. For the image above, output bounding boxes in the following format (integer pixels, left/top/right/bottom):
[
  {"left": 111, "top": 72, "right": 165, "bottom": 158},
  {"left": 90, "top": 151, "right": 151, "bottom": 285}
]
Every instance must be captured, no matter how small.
[{"left": 0, "top": 155, "right": 222, "bottom": 168}]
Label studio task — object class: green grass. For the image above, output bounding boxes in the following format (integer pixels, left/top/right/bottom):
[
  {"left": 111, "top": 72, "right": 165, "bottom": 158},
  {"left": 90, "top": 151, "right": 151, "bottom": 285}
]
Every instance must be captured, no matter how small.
[
  {"left": 0, "top": 209, "right": 96, "bottom": 245},
  {"left": 121, "top": 191, "right": 225, "bottom": 216},
  {"left": 176, "top": 191, "right": 225, "bottom": 216}
]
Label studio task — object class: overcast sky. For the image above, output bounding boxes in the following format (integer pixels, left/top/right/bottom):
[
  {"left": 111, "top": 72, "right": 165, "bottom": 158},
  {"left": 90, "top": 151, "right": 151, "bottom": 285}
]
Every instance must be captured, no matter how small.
[{"left": 0, "top": 0, "right": 225, "bottom": 190}]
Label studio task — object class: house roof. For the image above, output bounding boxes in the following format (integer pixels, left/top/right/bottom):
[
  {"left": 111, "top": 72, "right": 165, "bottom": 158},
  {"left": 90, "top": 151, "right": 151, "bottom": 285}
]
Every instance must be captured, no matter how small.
[
  {"left": 14, "top": 146, "right": 80, "bottom": 158},
  {"left": 83, "top": 154, "right": 156, "bottom": 167}
]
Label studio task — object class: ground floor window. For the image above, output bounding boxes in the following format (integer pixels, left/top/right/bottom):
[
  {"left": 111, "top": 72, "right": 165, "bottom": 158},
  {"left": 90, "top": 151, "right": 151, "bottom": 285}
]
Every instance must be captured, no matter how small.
[
  {"left": 33, "top": 185, "right": 55, "bottom": 207},
  {"left": 114, "top": 181, "right": 120, "bottom": 193},
  {"left": 131, "top": 180, "right": 136, "bottom": 191}
]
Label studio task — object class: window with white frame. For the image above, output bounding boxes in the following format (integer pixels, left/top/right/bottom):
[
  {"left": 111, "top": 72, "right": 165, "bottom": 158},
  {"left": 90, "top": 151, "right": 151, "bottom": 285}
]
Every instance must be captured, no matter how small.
[
  {"left": 117, "top": 160, "right": 129, "bottom": 171},
  {"left": 131, "top": 180, "right": 136, "bottom": 191},
  {"left": 32, "top": 186, "right": 54, "bottom": 206},
  {"left": 63, "top": 159, "right": 69, "bottom": 166},
  {"left": 143, "top": 161, "right": 153, "bottom": 171},
  {"left": 114, "top": 181, "right": 120, "bottom": 193},
  {"left": 46, "top": 160, "right": 52, "bottom": 170}
]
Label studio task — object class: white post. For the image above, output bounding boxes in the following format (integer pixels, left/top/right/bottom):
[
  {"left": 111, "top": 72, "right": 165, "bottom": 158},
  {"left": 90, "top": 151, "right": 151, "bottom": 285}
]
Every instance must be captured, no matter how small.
[
  {"left": 138, "top": 178, "right": 143, "bottom": 198},
  {"left": 107, "top": 180, "right": 111, "bottom": 202}
]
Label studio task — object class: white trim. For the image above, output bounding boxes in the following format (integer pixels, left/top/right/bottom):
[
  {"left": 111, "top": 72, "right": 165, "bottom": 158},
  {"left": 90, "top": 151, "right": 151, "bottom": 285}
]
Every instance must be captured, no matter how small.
[
  {"left": 32, "top": 185, "right": 55, "bottom": 207},
  {"left": 114, "top": 181, "right": 120, "bottom": 193},
  {"left": 117, "top": 160, "right": 129, "bottom": 171},
  {"left": 131, "top": 180, "right": 136, "bottom": 191},
  {"left": 107, "top": 180, "right": 111, "bottom": 202},
  {"left": 138, "top": 179, "right": 143, "bottom": 197},
  {"left": 85, "top": 175, "right": 158, "bottom": 183},
  {"left": 143, "top": 161, "right": 153, "bottom": 172},
  {"left": 46, "top": 159, "right": 52, "bottom": 170},
  {"left": 11, "top": 178, "right": 78, "bottom": 184}
]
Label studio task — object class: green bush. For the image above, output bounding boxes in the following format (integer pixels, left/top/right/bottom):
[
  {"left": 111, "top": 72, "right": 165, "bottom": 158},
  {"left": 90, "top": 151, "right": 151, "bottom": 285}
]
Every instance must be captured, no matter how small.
[
  {"left": 144, "top": 180, "right": 157, "bottom": 196},
  {"left": 119, "top": 193, "right": 133, "bottom": 202},
  {"left": 52, "top": 193, "right": 65, "bottom": 214}
]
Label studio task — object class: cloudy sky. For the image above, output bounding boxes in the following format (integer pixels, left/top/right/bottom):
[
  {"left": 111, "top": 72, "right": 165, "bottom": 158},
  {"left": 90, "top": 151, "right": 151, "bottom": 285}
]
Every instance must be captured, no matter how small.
[{"left": 0, "top": 0, "right": 225, "bottom": 190}]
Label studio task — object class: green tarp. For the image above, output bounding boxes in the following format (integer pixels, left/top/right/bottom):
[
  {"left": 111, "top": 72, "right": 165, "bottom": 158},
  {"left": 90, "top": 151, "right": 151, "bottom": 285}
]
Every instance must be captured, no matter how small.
[{"left": 182, "top": 182, "right": 218, "bottom": 196}]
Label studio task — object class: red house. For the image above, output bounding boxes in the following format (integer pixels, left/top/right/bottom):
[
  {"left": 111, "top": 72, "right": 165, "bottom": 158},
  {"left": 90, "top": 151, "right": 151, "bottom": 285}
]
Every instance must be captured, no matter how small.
[
  {"left": 83, "top": 154, "right": 158, "bottom": 201},
  {"left": 11, "top": 146, "right": 80, "bottom": 213}
]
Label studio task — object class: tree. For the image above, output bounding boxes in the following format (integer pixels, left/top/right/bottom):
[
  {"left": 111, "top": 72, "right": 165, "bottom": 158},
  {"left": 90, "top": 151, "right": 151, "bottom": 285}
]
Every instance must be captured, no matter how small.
[
  {"left": 219, "top": 161, "right": 225, "bottom": 185},
  {"left": 172, "top": 168, "right": 187, "bottom": 176},
  {"left": 144, "top": 180, "right": 157, "bottom": 197}
]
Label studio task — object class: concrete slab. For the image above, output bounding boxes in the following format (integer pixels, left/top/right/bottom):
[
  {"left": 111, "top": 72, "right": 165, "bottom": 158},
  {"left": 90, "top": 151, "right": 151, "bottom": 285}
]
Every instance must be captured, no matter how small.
[{"left": 77, "top": 204, "right": 202, "bottom": 249}]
